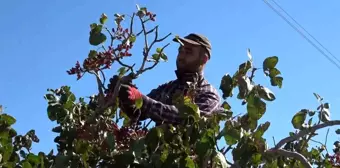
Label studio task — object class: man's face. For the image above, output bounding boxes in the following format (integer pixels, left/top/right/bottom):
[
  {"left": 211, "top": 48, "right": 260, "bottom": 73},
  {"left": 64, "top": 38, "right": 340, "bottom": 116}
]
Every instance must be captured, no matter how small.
[{"left": 176, "top": 43, "right": 203, "bottom": 72}]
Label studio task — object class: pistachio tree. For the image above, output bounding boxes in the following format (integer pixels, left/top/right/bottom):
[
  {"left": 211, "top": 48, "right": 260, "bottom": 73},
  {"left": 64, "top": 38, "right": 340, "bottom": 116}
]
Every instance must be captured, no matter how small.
[{"left": 1, "top": 5, "right": 340, "bottom": 168}]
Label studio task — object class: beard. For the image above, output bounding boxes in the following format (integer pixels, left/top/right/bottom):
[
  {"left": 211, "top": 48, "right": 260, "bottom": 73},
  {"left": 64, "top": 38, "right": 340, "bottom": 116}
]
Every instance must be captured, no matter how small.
[{"left": 176, "top": 59, "right": 201, "bottom": 73}]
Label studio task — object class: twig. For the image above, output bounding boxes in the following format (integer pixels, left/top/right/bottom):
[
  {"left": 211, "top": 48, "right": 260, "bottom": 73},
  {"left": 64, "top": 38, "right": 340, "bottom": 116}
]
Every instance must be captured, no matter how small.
[
  {"left": 105, "top": 27, "right": 115, "bottom": 47},
  {"left": 129, "top": 13, "right": 135, "bottom": 35},
  {"left": 273, "top": 136, "right": 276, "bottom": 146},
  {"left": 143, "top": 120, "right": 152, "bottom": 130},
  {"left": 249, "top": 67, "right": 258, "bottom": 82},
  {"left": 139, "top": 43, "right": 170, "bottom": 74},
  {"left": 89, "top": 71, "right": 106, "bottom": 94},
  {"left": 325, "top": 128, "right": 329, "bottom": 147},
  {"left": 310, "top": 139, "right": 329, "bottom": 154},
  {"left": 275, "top": 120, "right": 340, "bottom": 149},
  {"left": 310, "top": 139, "right": 324, "bottom": 146},
  {"left": 266, "top": 149, "right": 312, "bottom": 168},
  {"left": 99, "top": 69, "right": 106, "bottom": 86},
  {"left": 136, "top": 20, "right": 171, "bottom": 76}
]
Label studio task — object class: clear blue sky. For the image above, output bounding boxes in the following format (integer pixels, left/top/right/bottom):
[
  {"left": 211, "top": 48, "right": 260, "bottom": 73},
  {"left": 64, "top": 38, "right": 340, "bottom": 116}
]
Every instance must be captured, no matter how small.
[{"left": 1, "top": 0, "right": 340, "bottom": 160}]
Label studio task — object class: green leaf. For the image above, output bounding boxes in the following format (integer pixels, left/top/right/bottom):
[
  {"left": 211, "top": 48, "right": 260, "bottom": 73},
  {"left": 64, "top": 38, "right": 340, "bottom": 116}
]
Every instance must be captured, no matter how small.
[
  {"left": 291, "top": 110, "right": 308, "bottom": 129},
  {"left": 313, "top": 93, "right": 322, "bottom": 102},
  {"left": 106, "top": 132, "right": 115, "bottom": 150},
  {"left": 1, "top": 114, "right": 16, "bottom": 126},
  {"left": 22, "top": 161, "right": 32, "bottom": 168},
  {"left": 222, "top": 101, "right": 231, "bottom": 110},
  {"left": 75, "top": 140, "right": 89, "bottom": 154},
  {"left": 308, "top": 110, "right": 316, "bottom": 116},
  {"left": 219, "top": 74, "right": 234, "bottom": 99},
  {"left": 269, "top": 68, "right": 281, "bottom": 78},
  {"left": 180, "top": 156, "right": 195, "bottom": 168},
  {"left": 152, "top": 53, "right": 160, "bottom": 61},
  {"left": 160, "top": 53, "right": 168, "bottom": 61},
  {"left": 270, "top": 76, "right": 283, "bottom": 88},
  {"left": 27, "top": 153, "right": 40, "bottom": 165},
  {"left": 8, "top": 128, "right": 17, "bottom": 137},
  {"left": 44, "top": 93, "right": 57, "bottom": 103},
  {"left": 251, "top": 153, "right": 262, "bottom": 165},
  {"left": 100, "top": 13, "right": 108, "bottom": 24},
  {"left": 247, "top": 95, "right": 266, "bottom": 120},
  {"left": 311, "top": 148, "right": 319, "bottom": 157},
  {"left": 238, "top": 61, "right": 252, "bottom": 75},
  {"left": 254, "top": 121, "right": 270, "bottom": 139},
  {"left": 212, "top": 151, "right": 229, "bottom": 168},
  {"left": 129, "top": 34, "right": 136, "bottom": 43},
  {"left": 89, "top": 32, "right": 107, "bottom": 46},
  {"left": 145, "top": 127, "right": 163, "bottom": 152},
  {"left": 178, "top": 97, "right": 200, "bottom": 121},
  {"left": 118, "top": 67, "right": 127, "bottom": 77},
  {"left": 90, "top": 23, "right": 98, "bottom": 30},
  {"left": 263, "top": 56, "right": 278, "bottom": 70},
  {"left": 319, "top": 108, "right": 330, "bottom": 122},
  {"left": 308, "top": 118, "right": 313, "bottom": 126},
  {"left": 55, "top": 155, "right": 71, "bottom": 168},
  {"left": 224, "top": 129, "right": 239, "bottom": 145},
  {"left": 324, "top": 103, "right": 330, "bottom": 109},
  {"left": 130, "top": 138, "right": 145, "bottom": 158},
  {"left": 237, "top": 76, "right": 253, "bottom": 99},
  {"left": 195, "top": 129, "right": 215, "bottom": 158},
  {"left": 336, "top": 129, "right": 340, "bottom": 134},
  {"left": 257, "top": 85, "right": 276, "bottom": 101},
  {"left": 135, "top": 97, "right": 143, "bottom": 109},
  {"left": 88, "top": 50, "right": 97, "bottom": 58},
  {"left": 156, "top": 47, "right": 162, "bottom": 53}
]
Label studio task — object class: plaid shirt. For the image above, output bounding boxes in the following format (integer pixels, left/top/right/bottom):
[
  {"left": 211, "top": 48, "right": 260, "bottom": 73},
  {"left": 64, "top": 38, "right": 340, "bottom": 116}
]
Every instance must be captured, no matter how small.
[{"left": 139, "top": 71, "right": 224, "bottom": 125}]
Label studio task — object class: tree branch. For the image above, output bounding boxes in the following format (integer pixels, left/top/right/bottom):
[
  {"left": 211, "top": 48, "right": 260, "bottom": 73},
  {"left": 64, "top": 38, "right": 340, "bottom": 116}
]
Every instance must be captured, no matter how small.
[
  {"left": 135, "top": 17, "right": 171, "bottom": 76},
  {"left": 139, "top": 43, "right": 170, "bottom": 74},
  {"left": 266, "top": 149, "right": 312, "bottom": 168},
  {"left": 275, "top": 120, "right": 340, "bottom": 149}
]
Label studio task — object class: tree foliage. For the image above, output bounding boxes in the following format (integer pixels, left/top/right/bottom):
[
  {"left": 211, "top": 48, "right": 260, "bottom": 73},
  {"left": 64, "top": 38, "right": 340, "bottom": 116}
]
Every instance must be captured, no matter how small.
[{"left": 1, "top": 5, "right": 340, "bottom": 168}]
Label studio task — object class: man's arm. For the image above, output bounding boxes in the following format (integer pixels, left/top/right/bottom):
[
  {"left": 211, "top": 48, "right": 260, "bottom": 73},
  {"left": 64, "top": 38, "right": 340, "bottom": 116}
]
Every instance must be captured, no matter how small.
[{"left": 140, "top": 89, "right": 222, "bottom": 124}]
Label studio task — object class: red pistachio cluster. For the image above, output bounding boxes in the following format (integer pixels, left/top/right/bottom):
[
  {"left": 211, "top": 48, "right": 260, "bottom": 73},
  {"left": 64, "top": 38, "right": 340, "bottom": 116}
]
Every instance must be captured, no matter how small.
[
  {"left": 146, "top": 11, "right": 156, "bottom": 21},
  {"left": 329, "top": 153, "right": 340, "bottom": 166},
  {"left": 76, "top": 119, "right": 147, "bottom": 152},
  {"left": 67, "top": 61, "right": 83, "bottom": 80},
  {"left": 83, "top": 50, "right": 113, "bottom": 71}
]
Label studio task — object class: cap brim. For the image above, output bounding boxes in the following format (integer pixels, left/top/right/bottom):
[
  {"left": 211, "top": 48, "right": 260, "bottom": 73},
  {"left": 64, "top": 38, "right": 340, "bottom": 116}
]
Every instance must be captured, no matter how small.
[{"left": 173, "top": 37, "right": 201, "bottom": 46}]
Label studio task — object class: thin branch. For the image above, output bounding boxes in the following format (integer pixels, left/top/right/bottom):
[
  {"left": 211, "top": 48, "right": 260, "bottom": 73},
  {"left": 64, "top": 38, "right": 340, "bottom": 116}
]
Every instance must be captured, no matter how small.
[
  {"left": 325, "top": 128, "right": 329, "bottom": 147},
  {"left": 89, "top": 71, "right": 106, "bottom": 94},
  {"left": 105, "top": 27, "right": 115, "bottom": 47},
  {"left": 266, "top": 149, "right": 312, "bottom": 168},
  {"left": 273, "top": 136, "right": 276, "bottom": 146},
  {"left": 99, "top": 69, "right": 106, "bottom": 86},
  {"left": 136, "top": 21, "right": 171, "bottom": 76},
  {"left": 129, "top": 13, "right": 135, "bottom": 35},
  {"left": 275, "top": 120, "right": 340, "bottom": 149},
  {"left": 309, "top": 139, "right": 329, "bottom": 154},
  {"left": 137, "top": 16, "right": 150, "bottom": 75},
  {"left": 143, "top": 120, "right": 152, "bottom": 130},
  {"left": 88, "top": 71, "right": 105, "bottom": 107},
  {"left": 249, "top": 67, "right": 258, "bottom": 82},
  {"left": 139, "top": 43, "right": 170, "bottom": 74}
]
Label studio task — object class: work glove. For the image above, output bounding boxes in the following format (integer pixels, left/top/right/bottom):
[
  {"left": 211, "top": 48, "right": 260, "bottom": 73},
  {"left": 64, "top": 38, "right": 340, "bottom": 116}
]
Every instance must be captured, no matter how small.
[{"left": 106, "top": 74, "right": 143, "bottom": 121}]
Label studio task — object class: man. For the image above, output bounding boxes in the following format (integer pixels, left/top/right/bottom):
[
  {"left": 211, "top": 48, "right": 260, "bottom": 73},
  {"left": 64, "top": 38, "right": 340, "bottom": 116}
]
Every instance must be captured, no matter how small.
[{"left": 108, "top": 33, "right": 223, "bottom": 125}]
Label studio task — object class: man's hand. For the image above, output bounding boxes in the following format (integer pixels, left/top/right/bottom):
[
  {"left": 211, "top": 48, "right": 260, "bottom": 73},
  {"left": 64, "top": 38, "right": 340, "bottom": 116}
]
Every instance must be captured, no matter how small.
[
  {"left": 118, "top": 84, "right": 145, "bottom": 123},
  {"left": 106, "top": 74, "right": 144, "bottom": 121}
]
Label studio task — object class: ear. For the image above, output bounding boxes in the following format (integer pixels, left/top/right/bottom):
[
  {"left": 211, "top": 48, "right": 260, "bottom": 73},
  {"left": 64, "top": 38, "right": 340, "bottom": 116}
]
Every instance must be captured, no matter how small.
[{"left": 201, "top": 54, "right": 208, "bottom": 64}]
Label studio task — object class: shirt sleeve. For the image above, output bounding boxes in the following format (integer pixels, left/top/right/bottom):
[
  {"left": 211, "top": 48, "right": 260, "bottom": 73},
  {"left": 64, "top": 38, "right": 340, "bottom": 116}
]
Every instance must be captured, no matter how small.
[{"left": 140, "top": 88, "right": 222, "bottom": 124}]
